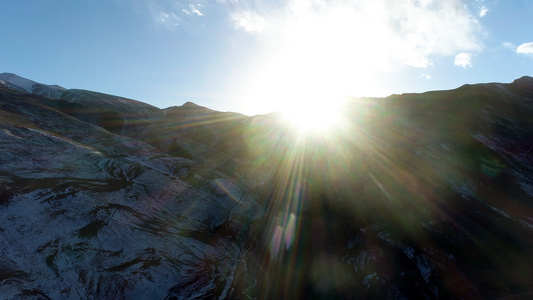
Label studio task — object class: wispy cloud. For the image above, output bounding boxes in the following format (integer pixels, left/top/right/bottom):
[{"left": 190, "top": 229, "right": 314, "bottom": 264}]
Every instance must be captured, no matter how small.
[
  {"left": 502, "top": 42, "right": 516, "bottom": 50},
  {"left": 156, "top": 11, "right": 181, "bottom": 26},
  {"left": 137, "top": 0, "right": 209, "bottom": 28},
  {"left": 479, "top": 5, "right": 489, "bottom": 17},
  {"left": 231, "top": 10, "right": 267, "bottom": 33},
  {"left": 183, "top": 4, "right": 203, "bottom": 16},
  {"left": 421, "top": 74, "right": 432, "bottom": 80},
  {"left": 517, "top": 42, "right": 533, "bottom": 55},
  {"left": 454, "top": 52, "right": 473, "bottom": 68}
]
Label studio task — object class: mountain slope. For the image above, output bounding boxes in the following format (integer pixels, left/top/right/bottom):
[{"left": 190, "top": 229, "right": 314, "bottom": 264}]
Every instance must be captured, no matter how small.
[
  {"left": 1, "top": 74, "right": 532, "bottom": 299},
  {"left": 59, "top": 89, "right": 158, "bottom": 118},
  {"left": 0, "top": 86, "right": 262, "bottom": 299}
]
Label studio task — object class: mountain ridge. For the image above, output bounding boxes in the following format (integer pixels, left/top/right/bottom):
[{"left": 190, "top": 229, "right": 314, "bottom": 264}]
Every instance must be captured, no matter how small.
[
  {"left": 3, "top": 71, "right": 533, "bottom": 116},
  {"left": 0, "top": 72, "right": 205, "bottom": 115},
  {"left": 0, "top": 72, "right": 66, "bottom": 98}
]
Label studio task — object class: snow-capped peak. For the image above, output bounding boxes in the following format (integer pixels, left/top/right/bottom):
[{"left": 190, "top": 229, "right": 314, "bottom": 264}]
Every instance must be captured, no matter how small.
[
  {"left": 0, "top": 72, "right": 38, "bottom": 93},
  {"left": 0, "top": 72, "right": 66, "bottom": 98}
]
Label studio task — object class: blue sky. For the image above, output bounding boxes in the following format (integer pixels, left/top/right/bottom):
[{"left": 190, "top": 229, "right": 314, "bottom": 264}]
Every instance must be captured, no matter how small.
[{"left": 1, "top": 0, "right": 532, "bottom": 115}]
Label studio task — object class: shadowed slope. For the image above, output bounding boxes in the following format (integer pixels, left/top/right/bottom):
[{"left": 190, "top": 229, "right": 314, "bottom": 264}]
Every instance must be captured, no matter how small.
[{"left": 232, "top": 77, "right": 533, "bottom": 299}]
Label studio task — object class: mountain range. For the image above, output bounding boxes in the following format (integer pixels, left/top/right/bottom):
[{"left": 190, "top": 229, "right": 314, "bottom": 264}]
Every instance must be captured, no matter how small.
[{"left": 1, "top": 72, "right": 532, "bottom": 299}]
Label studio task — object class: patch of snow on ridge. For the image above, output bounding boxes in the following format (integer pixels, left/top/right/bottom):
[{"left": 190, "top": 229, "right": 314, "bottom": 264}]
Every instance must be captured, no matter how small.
[
  {"left": 363, "top": 273, "right": 378, "bottom": 288},
  {"left": 1, "top": 129, "right": 22, "bottom": 139},
  {"left": 402, "top": 246, "right": 434, "bottom": 284},
  {"left": 346, "top": 235, "right": 361, "bottom": 250},
  {"left": 0, "top": 73, "right": 66, "bottom": 97},
  {"left": 521, "top": 217, "right": 533, "bottom": 229},
  {"left": 416, "top": 254, "right": 434, "bottom": 284},
  {"left": 451, "top": 181, "right": 476, "bottom": 199},
  {"left": 403, "top": 246, "right": 415, "bottom": 259},
  {"left": 473, "top": 133, "right": 503, "bottom": 152},
  {"left": 490, "top": 206, "right": 511, "bottom": 219},
  {"left": 519, "top": 181, "right": 533, "bottom": 196},
  {"left": 377, "top": 231, "right": 394, "bottom": 246},
  {"left": 513, "top": 170, "right": 533, "bottom": 196},
  {"left": 0, "top": 73, "right": 35, "bottom": 93}
]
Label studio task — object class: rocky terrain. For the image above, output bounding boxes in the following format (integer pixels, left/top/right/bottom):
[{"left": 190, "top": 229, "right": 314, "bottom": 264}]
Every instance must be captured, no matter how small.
[{"left": 1, "top": 73, "right": 533, "bottom": 299}]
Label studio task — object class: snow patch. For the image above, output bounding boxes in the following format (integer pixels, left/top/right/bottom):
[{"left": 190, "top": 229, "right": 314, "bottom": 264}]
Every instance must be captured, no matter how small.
[
  {"left": 520, "top": 219, "right": 533, "bottom": 229},
  {"left": 346, "top": 235, "right": 361, "bottom": 250},
  {"left": 402, "top": 246, "right": 434, "bottom": 283},
  {"left": 1, "top": 129, "right": 22, "bottom": 139},
  {"left": 363, "top": 272, "right": 378, "bottom": 288},
  {"left": 451, "top": 181, "right": 476, "bottom": 199},
  {"left": 416, "top": 254, "right": 434, "bottom": 283},
  {"left": 490, "top": 206, "right": 511, "bottom": 219},
  {"left": 403, "top": 246, "right": 415, "bottom": 260},
  {"left": 518, "top": 181, "right": 533, "bottom": 196},
  {"left": 0, "top": 73, "right": 35, "bottom": 92},
  {"left": 512, "top": 171, "right": 533, "bottom": 196},
  {"left": 0, "top": 73, "right": 65, "bottom": 98},
  {"left": 377, "top": 231, "right": 394, "bottom": 246}
]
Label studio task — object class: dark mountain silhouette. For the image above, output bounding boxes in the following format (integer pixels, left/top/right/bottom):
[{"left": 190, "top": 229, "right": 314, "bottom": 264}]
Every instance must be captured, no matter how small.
[{"left": 1, "top": 74, "right": 532, "bottom": 299}]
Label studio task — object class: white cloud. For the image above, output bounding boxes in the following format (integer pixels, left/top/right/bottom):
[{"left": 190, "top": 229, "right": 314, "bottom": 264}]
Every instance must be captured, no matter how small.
[
  {"left": 183, "top": 4, "right": 203, "bottom": 16},
  {"left": 232, "top": 10, "right": 267, "bottom": 33},
  {"left": 421, "top": 74, "right": 432, "bottom": 80},
  {"left": 227, "top": 0, "right": 484, "bottom": 68},
  {"left": 139, "top": 1, "right": 210, "bottom": 28},
  {"left": 517, "top": 42, "right": 533, "bottom": 54},
  {"left": 479, "top": 5, "right": 488, "bottom": 17},
  {"left": 502, "top": 42, "right": 516, "bottom": 50},
  {"left": 454, "top": 52, "right": 473, "bottom": 68}
]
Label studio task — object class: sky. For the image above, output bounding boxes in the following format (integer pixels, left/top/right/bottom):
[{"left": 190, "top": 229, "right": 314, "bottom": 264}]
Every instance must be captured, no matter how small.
[{"left": 1, "top": 0, "right": 533, "bottom": 115}]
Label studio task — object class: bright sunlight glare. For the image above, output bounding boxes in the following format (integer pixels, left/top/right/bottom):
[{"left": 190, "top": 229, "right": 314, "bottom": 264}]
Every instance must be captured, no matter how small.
[
  {"left": 282, "top": 95, "right": 344, "bottom": 133},
  {"left": 241, "top": 2, "right": 382, "bottom": 124}
]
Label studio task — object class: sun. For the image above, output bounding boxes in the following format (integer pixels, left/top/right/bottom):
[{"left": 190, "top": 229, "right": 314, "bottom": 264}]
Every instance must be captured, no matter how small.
[
  {"left": 238, "top": 3, "right": 385, "bottom": 122},
  {"left": 282, "top": 95, "right": 344, "bottom": 133}
]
